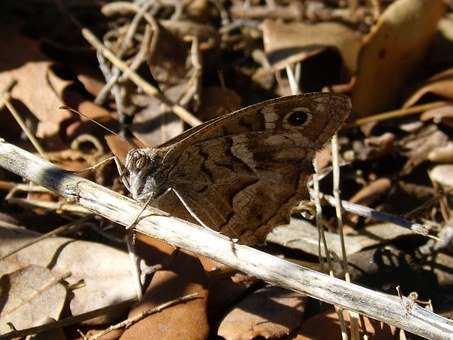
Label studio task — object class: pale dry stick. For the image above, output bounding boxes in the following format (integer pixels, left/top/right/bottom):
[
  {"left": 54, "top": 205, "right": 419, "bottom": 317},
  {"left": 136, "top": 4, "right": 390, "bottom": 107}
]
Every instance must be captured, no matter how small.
[
  {"left": 287, "top": 61, "right": 350, "bottom": 337},
  {"left": 321, "top": 194, "right": 436, "bottom": 239},
  {"left": 0, "top": 297, "right": 136, "bottom": 339},
  {"left": 352, "top": 101, "right": 449, "bottom": 127},
  {"left": 331, "top": 135, "right": 348, "bottom": 274},
  {"left": 1, "top": 90, "right": 46, "bottom": 158},
  {"left": 6, "top": 197, "right": 91, "bottom": 215},
  {"left": 314, "top": 159, "right": 349, "bottom": 340},
  {"left": 88, "top": 293, "right": 199, "bottom": 340},
  {"left": 370, "top": 0, "right": 381, "bottom": 19},
  {"left": 1, "top": 141, "right": 453, "bottom": 339},
  {"left": 179, "top": 36, "right": 202, "bottom": 108},
  {"left": 348, "top": 0, "right": 358, "bottom": 17},
  {"left": 0, "top": 78, "right": 16, "bottom": 110},
  {"left": 286, "top": 66, "right": 327, "bottom": 273},
  {"left": 0, "top": 216, "right": 92, "bottom": 261},
  {"left": 331, "top": 134, "right": 357, "bottom": 340},
  {"left": 96, "top": 1, "right": 156, "bottom": 105},
  {"left": 125, "top": 231, "right": 143, "bottom": 301},
  {"left": 81, "top": 28, "right": 202, "bottom": 127}
]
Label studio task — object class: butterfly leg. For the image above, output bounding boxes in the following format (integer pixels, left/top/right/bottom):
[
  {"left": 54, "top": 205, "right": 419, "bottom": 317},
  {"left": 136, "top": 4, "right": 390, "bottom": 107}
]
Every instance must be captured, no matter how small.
[
  {"left": 113, "top": 156, "right": 131, "bottom": 192},
  {"left": 170, "top": 188, "right": 234, "bottom": 242}
]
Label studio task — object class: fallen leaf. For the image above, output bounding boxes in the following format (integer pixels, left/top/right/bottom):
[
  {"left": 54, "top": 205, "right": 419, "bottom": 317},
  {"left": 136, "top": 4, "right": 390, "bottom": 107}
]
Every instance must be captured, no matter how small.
[
  {"left": 0, "top": 25, "right": 111, "bottom": 138},
  {"left": 267, "top": 219, "right": 413, "bottom": 257},
  {"left": 0, "top": 265, "right": 67, "bottom": 335},
  {"left": 129, "top": 85, "right": 185, "bottom": 147},
  {"left": 262, "top": 20, "right": 361, "bottom": 75},
  {"left": 351, "top": 0, "right": 446, "bottom": 115},
  {"left": 218, "top": 286, "right": 306, "bottom": 340},
  {"left": 0, "top": 226, "right": 136, "bottom": 323},
  {"left": 121, "top": 251, "right": 209, "bottom": 340}
]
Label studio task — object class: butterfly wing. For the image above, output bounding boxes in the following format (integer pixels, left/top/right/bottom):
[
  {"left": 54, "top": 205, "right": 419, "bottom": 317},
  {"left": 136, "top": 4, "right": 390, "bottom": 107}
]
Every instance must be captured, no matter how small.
[{"left": 157, "top": 93, "right": 351, "bottom": 244}]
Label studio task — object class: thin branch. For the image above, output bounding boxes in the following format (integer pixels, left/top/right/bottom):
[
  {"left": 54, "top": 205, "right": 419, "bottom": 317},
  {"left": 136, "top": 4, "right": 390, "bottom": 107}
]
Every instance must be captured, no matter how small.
[
  {"left": 352, "top": 101, "right": 449, "bottom": 127},
  {"left": 81, "top": 28, "right": 202, "bottom": 127},
  {"left": 0, "top": 216, "right": 92, "bottom": 261},
  {"left": 321, "top": 194, "right": 436, "bottom": 238},
  {"left": 0, "top": 141, "right": 452, "bottom": 339},
  {"left": 1, "top": 82, "right": 47, "bottom": 158},
  {"left": 88, "top": 293, "right": 199, "bottom": 340}
]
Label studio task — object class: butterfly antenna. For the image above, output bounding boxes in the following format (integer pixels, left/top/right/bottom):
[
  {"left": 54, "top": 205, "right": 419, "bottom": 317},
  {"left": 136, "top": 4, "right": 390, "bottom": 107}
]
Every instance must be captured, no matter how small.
[{"left": 59, "top": 106, "right": 145, "bottom": 148}]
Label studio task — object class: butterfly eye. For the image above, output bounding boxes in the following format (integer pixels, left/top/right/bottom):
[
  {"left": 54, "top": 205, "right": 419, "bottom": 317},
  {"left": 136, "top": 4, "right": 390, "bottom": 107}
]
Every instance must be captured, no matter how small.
[
  {"left": 134, "top": 155, "right": 149, "bottom": 170},
  {"left": 284, "top": 108, "right": 312, "bottom": 128}
]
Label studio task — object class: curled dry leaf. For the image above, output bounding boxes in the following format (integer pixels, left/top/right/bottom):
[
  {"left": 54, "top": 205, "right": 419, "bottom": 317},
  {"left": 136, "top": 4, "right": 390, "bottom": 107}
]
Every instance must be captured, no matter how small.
[
  {"left": 349, "top": 177, "right": 391, "bottom": 206},
  {"left": 430, "top": 164, "right": 453, "bottom": 187},
  {"left": 0, "top": 265, "right": 67, "bottom": 335},
  {"left": 267, "top": 219, "right": 413, "bottom": 257},
  {"left": 121, "top": 251, "right": 209, "bottom": 340},
  {"left": 292, "top": 310, "right": 397, "bottom": 340},
  {"left": 261, "top": 20, "right": 361, "bottom": 75},
  {"left": 404, "top": 68, "right": 453, "bottom": 108},
  {"left": 352, "top": 0, "right": 446, "bottom": 115},
  {"left": 0, "top": 25, "right": 110, "bottom": 138},
  {"left": 0, "top": 226, "right": 136, "bottom": 322},
  {"left": 218, "top": 286, "right": 306, "bottom": 340}
]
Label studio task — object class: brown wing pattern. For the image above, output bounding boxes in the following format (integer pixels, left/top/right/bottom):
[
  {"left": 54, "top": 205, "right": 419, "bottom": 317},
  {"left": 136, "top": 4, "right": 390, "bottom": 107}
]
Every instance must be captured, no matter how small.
[{"left": 156, "top": 93, "right": 350, "bottom": 244}]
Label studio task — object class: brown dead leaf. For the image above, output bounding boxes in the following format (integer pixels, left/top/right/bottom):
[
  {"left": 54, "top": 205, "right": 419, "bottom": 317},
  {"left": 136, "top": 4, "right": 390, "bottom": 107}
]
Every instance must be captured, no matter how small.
[
  {"left": 148, "top": 22, "right": 191, "bottom": 90},
  {"left": 0, "top": 25, "right": 110, "bottom": 138},
  {"left": 0, "top": 226, "right": 136, "bottom": 322},
  {"left": 121, "top": 251, "right": 209, "bottom": 340},
  {"left": 217, "top": 286, "right": 306, "bottom": 340},
  {"left": 351, "top": 0, "right": 446, "bottom": 116},
  {"left": 261, "top": 20, "right": 361, "bottom": 75},
  {"left": 130, "top": 85, "right": 185, "bottom": 147},
  {"left": 292, "top": 310, "right": 397, "bottom": 340},
  {"left": 0, "top": 265, "right": 67, "bottom": 335}
]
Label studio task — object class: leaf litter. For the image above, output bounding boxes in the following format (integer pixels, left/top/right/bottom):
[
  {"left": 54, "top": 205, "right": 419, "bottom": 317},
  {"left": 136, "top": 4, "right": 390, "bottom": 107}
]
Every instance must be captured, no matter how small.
[{"left": 0, "top": 0, "right": 452, "bottom": 339}]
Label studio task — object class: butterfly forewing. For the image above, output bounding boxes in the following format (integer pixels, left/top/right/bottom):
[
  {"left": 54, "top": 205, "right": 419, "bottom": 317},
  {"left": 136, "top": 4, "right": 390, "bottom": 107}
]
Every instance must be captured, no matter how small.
[{"left": 127, "top": 93, "right": 351, "bottom": 244}]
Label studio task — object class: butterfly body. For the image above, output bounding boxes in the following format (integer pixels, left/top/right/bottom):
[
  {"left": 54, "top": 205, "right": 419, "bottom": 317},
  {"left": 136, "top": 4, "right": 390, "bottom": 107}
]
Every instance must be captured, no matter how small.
[{"left": 123, "top": 93, "right": 351, "bottom": 244}]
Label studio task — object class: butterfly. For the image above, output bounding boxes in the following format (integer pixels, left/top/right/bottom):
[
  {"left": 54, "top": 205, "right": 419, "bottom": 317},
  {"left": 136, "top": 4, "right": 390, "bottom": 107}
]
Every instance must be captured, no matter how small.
[{"left": 120, "top": 93, "right": 351, "bottom": 244}]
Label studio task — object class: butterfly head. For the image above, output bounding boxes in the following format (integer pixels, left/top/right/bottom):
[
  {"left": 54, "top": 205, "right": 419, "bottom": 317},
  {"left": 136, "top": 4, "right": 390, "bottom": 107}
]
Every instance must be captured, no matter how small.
[{"left": 124, "top": 148, "right": 167, "bottom": 202}]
